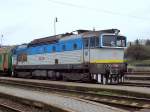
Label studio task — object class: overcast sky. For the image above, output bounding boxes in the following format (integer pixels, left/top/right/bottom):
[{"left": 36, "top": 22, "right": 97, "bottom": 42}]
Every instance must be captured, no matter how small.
[{"left": 0, "top": 0, "right": 150, "bottom": 45}]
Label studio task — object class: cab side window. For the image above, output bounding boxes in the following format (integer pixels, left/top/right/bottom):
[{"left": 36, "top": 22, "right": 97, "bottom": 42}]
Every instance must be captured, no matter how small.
[
  {"left": 90, "top": 37, "right": 95, "bottom": 48},
  {"left": 84, "top": 38, "right": 89, "bottom": 49},
  {"left": 95, "top": 37, "right": 99, "bottom": 47},
  {"left": 89, "top": 37, "right": 99, "bottom": 48}
]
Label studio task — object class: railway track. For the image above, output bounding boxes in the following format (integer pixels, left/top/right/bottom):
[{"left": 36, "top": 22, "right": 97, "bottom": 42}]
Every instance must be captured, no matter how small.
[
  {"left": 125, "top": 72, "right": 150, "bottom": 75},
  {"left": 0, "top": 92, "right": 53, "bottom": 112},
  {"left": 0, "top": 97, "right": 45, "bottom": 112},
  {"left": 123, "top": 82, "right": 150, "bottom": 88},
  {"left": 0, "top": 103, "right": 23, "bottom": 112},
  {"left": 0, "top": 78, "right": 150, "bottom": 111},
  {"left": 124, "top": 72, "right": 150, "bottom": 87}
]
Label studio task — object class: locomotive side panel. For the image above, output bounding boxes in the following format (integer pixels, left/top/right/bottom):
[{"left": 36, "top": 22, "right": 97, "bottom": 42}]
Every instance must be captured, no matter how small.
[
  {"left": 17, "top": 50, "right": 83, "bottom": 66},
  {"left": 15, "top": 38, "right": 84, "bottom": 66}
]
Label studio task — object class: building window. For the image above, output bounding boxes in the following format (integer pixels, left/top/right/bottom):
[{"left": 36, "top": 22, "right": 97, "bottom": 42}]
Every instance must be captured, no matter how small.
[{"left": 73, "top": 43, "right": 77, "bottom": 50}]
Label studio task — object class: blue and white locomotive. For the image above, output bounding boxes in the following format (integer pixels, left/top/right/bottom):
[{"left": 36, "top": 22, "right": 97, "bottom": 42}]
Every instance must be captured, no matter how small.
[{"left": 12, "top": 29, "right": 127, "bottom": 84}]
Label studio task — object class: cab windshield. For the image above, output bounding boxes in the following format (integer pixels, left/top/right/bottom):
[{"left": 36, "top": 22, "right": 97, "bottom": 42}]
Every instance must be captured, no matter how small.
[{"left": 102, "top": 35, "right": 126, "bottom": 47}]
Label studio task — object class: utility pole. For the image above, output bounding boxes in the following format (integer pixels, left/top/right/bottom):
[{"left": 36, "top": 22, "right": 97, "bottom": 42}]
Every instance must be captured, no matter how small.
[
  {"left": 54, "top": 17, "right": 58, "bottom": 35},
  {"left": 1, "top": 34, "right": 3, "bottom": 48}
]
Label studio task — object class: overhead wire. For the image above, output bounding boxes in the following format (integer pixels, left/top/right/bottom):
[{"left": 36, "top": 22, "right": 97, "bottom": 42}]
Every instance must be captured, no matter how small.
[{"left": 47, "top": 0, "right": 150, "bottom": 21}]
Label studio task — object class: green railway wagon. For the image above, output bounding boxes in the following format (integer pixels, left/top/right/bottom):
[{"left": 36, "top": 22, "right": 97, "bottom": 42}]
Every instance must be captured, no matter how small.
[{"left": 0, "top": 47, "right": 12, "bottom": 76}]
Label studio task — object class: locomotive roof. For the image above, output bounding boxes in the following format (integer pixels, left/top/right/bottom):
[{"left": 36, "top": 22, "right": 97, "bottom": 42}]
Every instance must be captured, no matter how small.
[{"left": 28, "top": 29, "right": 120, "bottom": 47}]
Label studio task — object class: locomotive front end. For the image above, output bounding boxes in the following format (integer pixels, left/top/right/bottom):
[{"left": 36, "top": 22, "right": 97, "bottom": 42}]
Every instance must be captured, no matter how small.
[{"left": 88, "top": 29, "right": 127, "bottom": 84}]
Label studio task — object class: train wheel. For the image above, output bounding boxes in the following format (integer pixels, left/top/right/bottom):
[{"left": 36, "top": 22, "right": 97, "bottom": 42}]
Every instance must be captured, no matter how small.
[
  {"left": 102, "top": 74, "right": 107, "bottom": 85},
  {"left": 48, "top": 71, "right": 56, "bottom": 80},
  {"left": 62, "top": 73, "right": 68, "bottom": 81},
  {"left": 107, "top": 75, "right": 111, "bottom": 84},
  {"left": 56, "top": 72, "right": 62, "bottom": 80},
  {"left": 110, "top": 76, "right": 113, "bottom": 84},
  {"left": 116, "top": 76, "right": 119, "bottom": 84},
  {"left": 91, "top": 74, "right": 97, "bottom": 82},
  {"left": 111, "top": 76, "right": 117, "bottom": 84},
  {"left": 121, "top": 75, "right": 124, "bottom": 83},
  {"left": 11, "top": 71, "right": 14, "bottom": 77},
  {"left": 97, "top": 74, "right": 101, "bottom": 83},
  {"left": 118, "top": 76, "right": 121, "bottom": 83},
  {"left": 12, "top": 70, "right": 17, "bottom": 77},
  {"left": 11, "top": 69, "right": 15, "bottom": 77}
]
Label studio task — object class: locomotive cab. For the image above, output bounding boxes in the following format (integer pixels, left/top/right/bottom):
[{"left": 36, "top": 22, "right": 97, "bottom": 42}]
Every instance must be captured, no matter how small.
[{"left": 87, "top": 30, "right": 127, "bottom": 84}]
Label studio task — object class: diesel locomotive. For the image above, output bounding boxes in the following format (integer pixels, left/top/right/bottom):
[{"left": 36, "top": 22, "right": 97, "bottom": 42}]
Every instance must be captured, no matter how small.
[{"left": 11, "top": 29, "right": 127, "bottom": 84}]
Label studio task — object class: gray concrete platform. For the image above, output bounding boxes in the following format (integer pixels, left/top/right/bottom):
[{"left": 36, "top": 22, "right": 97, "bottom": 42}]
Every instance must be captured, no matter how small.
[{"left": 0, "top": 83, "right": 127, "bottom": 112}]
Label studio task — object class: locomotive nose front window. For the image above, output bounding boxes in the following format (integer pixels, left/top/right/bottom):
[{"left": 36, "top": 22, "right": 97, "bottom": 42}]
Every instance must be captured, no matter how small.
[
  {"left": 102, "top": 35, "right": 116, "bottom": 47},
  {"left": 116, "top": 36, "right": 126, "bottom": 47},
  {"left": 102, "top": 35, "right": 126, "bottom": 47}
]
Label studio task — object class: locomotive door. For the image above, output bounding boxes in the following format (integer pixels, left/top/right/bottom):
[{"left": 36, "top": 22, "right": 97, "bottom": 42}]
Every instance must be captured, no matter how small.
[{"left": 83, "top": 38, "right": 90, "bottom": 63}]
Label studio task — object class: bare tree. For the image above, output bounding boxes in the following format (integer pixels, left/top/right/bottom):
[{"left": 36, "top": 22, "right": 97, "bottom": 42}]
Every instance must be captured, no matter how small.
[{"left": 145, "top": 39, "right": 150, "bottom": 46}]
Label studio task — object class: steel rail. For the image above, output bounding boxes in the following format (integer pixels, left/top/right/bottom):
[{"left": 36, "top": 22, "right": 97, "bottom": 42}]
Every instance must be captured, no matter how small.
[
  {"left": 122, "top": 82, "right": 150, "bottom": 88},
  {"left": 0, "top": 103, "right": 24, "bottom": 112}
]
